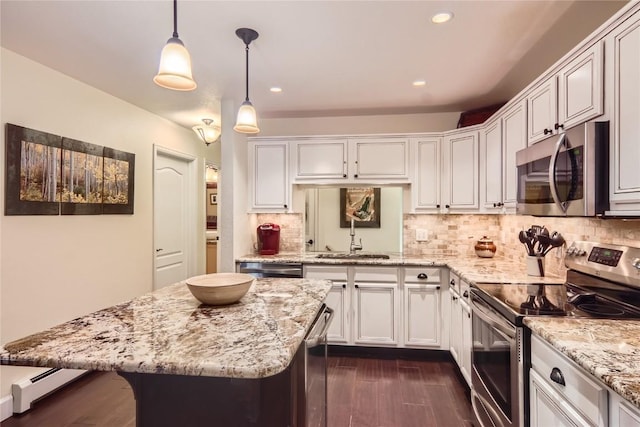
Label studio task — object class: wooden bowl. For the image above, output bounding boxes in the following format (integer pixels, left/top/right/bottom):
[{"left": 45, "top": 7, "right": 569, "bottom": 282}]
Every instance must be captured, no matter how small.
[{"left": 185, "top": 273, "right": 254, "bottom": 305}]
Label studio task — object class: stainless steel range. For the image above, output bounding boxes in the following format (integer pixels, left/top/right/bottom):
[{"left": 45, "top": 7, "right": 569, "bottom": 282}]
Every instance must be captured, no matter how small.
[{"left": 470, "top": 241, "right": 640, "bottom": 427}]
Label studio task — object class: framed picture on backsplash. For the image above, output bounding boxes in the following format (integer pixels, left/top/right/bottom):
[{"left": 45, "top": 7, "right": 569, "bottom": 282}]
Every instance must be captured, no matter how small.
[{"left": 340, "top": 187, "right": 381, "bottom": 228}]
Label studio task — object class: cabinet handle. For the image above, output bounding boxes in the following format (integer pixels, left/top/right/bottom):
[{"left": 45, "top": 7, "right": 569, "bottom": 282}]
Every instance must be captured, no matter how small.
[
  {"left": 452, "top": 295, "right": 458, "bottom": 301},
  {"left": 463, "top": 290, "right": 469, "bottom": 298},
  {"left": 342, "top": 284, "right": 346, "bottom": 289},
  {"left": 450, "top": 279, "right": 455, "bottom": 286},
  {"left": 283, "top": 204, "right": 288, "bottom": 209},
  {"left": 493, "top": 202, "right": 504, "bottom": 208},
  {"left": 417, "top": 273, "right": 428, "bottom": 280},
  {"left": 554, "top": 123, "right": 564, "bottom": 131},
  {"left": 468, "top": 312, "right": 471, "bottom": 319},
  {"left": 343, "top": 174, "right": 347, "bottom": 178},
  {"left": 544, "top": 128, "right": 553, "bottom": 135},
  {"left": 445, "top": 204, "right": 450, "bottom": 209},
  {"left": 436, "top": 204, "right": 440, "bottom": 208},
  {"left": 550, "top": 367, "right": 565, "bottom": 386},
  {"left": 306, "top": 239, "right": 314, "bottom": 245},
  {"left": 354, "top": 174, "right": 358, "bottom": 178},
  {"left": 436, "top": 285, "right": 440, "bottom": 290},
  {"left": 355, "top": 284, "right": 359, "bottom": 288}
]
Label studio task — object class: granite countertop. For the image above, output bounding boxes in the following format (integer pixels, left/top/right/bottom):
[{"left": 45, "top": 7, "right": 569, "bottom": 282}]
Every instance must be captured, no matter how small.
[
  {"left": 525, "top": 318, "right": 640, "bottom": 408},
  {"left": 1, "top": 278, "right": 332, "bottom": 379},
  {"left": 237, "top": 252, "right": 565, "bottom": 285}
]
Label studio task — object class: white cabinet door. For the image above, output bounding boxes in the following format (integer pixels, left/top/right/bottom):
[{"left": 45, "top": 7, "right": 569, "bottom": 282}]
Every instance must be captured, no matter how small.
[
  {"left": 610, "top": 14, "right": 640, "bottom": 211},
  {"left": 610, "top": 392, "right": 640, "bottom": 427},
  {"left": 460, "top": 300, "right": 472, "bottom": 387},
  {"left": 404, "top": 284, "right": 441, "bottom": 348},
  {"left": 353, "top": 282, "right": 398, "bottom": 345},
  {"left": 527, "top": 77, "right": 557, "bottom": 145},
  {"left": 412, "top": 137, "right": 442, "bottom": 211},
  {"left": 248, "top": 141, "right": 289, "bottom": 211},
  {"left": 292, "top": 139, "right": 348, "bottom": 181},
  {"left": 558, "top": 41, "right": 604, "bottom": 130},
  {"left": 481, "top": 119, "right": 503, "bottom": 210},
  {"left": 324, "top": 282, "right": 350, "bottom": 344},
  {"left": 530, "top": 369, "right": 592, "bottom": 427},
  {"left": 443, "top": 130, "right": 479, "bottom": 210},
  {"left": 502, "top": 101, "right": 527, "bottom": 207},
  {"left": 349, "top": 138, "right": 410, "bottom": 181},
  {"left": 449, "top": 288, "right": 462, "bottom": 364}
]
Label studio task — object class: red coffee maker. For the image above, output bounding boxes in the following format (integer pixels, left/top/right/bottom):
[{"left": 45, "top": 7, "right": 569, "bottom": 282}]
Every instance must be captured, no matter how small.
[{"left": 257, "top": 223, "right": 280, "bottom": 255}]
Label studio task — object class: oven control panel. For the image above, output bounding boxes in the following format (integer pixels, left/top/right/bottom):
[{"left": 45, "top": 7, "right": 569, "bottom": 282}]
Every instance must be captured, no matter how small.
[
  {"left": 566, "top": 241, "right": 640, "bottom": 288},
  {"left": 588, "top": 247, "right": 623, "bottom": 267}
]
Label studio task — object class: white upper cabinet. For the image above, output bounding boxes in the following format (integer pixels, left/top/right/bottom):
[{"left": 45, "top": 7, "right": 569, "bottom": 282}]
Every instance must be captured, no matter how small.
[
  {"left": 609, "top": 10, "right": 640, "bottom": 213},
  {"left": 442, "top": 129, "right": 479, "bottom": 211},
  {"left": 527, "top": 41, "right": 604, "bottom": 145},
  {"left": 502, "top": 101, "right": 527, "bottom": 207},
  {"left": 291, "top": 137, "right": 410, "bottom": 183},
  {"left": 248, "top": 140, "right": 290, "bottom": 212},
  {"left": 291, "top": 139, "right": 348, "bottom": 180},
  {"left": 481, "top": 119, "right": 503, "bottom": 210},
  {"left": 411, "top": 137, "right": 442, "bottom": 211}
]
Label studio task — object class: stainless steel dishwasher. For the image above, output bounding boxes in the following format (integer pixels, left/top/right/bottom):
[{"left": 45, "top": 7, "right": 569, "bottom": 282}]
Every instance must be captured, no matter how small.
[{"left": 236, "top": 261, "right": 303, "bottom": 278}]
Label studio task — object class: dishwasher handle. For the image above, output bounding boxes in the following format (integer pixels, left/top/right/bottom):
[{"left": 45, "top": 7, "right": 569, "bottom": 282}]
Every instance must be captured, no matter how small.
[{"left": 305, "top": 306, "right": 334, "bottom": 347}]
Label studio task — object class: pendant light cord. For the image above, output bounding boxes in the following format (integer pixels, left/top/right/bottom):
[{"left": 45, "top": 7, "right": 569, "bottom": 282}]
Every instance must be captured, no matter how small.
[
  {"left": 172, "top": 0, "right": 179, "bottom": 38},
  {"left": 244, "top": 44, "right": 250, "bottom": 102}
]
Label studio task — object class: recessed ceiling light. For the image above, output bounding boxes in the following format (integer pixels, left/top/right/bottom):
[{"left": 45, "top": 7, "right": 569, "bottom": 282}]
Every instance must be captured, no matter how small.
[
  {"left": 413, "top": 80, "right": 427, "bottom": 87},
  {"left": 432, "top": 11, "right": 453, "bottom": 24},
  {"left": 270, "top": 87, "right": 283, "bottom": 93}
]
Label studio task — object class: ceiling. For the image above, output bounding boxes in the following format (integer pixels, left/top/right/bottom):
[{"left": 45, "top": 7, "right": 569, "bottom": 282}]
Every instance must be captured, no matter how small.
[{"left": 0, "top": 1, "right": 627, "bottom": 130}]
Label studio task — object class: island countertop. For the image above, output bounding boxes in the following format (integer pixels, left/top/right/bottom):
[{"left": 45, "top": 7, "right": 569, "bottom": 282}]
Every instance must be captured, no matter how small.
[{"left": 1, "top": 277, "right": 332, "bottom": 379}]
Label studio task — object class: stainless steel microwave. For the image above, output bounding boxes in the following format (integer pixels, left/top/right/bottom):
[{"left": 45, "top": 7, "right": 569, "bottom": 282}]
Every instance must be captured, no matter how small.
[{"left": 516, "top": 121, "right": 609, "bottom": 217}]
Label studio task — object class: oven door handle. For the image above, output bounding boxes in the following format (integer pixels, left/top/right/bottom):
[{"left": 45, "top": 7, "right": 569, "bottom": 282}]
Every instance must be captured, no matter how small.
[
  {"left": 471, "top": 298, "right": 516, "bottom": 340},
  {"left": 548, "top": 132, "right": 568, "bottom": 213},
  {"left": 472, "top": 389, "right": 507, "bottom": 427}
]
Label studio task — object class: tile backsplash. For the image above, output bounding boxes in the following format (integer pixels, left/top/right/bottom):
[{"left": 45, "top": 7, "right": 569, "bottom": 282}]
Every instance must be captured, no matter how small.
[{"left": 250, "top": 212, "right": 640, "bottom": 278}]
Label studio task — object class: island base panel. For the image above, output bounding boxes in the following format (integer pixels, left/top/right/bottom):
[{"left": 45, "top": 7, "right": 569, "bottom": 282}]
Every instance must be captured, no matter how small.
[{"left": 118, "top": 368, "right": 299, "bottom": 427}]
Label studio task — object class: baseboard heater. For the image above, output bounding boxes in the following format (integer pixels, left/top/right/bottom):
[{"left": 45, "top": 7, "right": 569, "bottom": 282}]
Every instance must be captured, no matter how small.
[{"left": 12, "top": 368, "right": 87, "bottom": 413}]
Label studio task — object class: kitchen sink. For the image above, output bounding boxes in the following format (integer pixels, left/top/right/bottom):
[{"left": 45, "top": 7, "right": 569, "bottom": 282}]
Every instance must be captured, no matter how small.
[{"left": 315, "top": 253, "right": 390, "bottom": 260}]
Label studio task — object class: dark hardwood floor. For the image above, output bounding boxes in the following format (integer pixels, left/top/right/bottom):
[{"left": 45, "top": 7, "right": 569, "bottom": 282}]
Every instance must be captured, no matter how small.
[{"left": 2, "top": 354, "right": 474, "bottom": 427}]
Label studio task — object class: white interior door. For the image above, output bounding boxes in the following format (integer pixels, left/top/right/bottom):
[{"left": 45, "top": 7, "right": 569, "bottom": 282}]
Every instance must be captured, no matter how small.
[{"left": 154, "top": 147, "right": 196, "bottom": 290}]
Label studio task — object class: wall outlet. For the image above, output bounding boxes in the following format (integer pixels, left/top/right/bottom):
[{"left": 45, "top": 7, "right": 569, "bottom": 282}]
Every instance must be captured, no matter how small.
[{"left": 416, "top": 229, "right": 429, "bottom": 242}]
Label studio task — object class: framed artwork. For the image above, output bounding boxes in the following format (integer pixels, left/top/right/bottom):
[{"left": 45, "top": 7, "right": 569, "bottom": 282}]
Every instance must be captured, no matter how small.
[
  {"left": 102, "top": 147, "right": 135, "bottom": 214},
  {"left": 340, "top": 187, "right": 381, "bottom": 228},
  {"left": 5, "top": 124, "right": 62, "bottom": 215},
  {"left": 210, "top": 193, "right": 217, "bottom": 204},
  {"left": 5, "top": 123, "right": 135, "bottom": 215}
]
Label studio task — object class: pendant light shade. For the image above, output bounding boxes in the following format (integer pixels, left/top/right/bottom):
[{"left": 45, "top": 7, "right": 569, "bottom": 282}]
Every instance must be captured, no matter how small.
[
  {"left": 234, "top": 28, "right": 260, "bottom": 134},
  {"left": 154, "top": 0, "right": 196, "bottom": 91},
  {"left": 192, "top": 119, "right": 221, "bottom": 145}
]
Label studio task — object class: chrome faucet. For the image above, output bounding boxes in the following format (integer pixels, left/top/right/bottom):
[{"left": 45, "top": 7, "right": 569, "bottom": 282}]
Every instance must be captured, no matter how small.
[{"left": 349, "top": 218, "right": 363, "bottom": 254}]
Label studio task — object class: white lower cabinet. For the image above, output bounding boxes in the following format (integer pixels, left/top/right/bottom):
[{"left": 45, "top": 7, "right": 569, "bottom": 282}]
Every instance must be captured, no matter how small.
[
  {"left": 403, "top": 267, "right": 445, "bottom": 349},
  {"left": 305, "top": 264, "right": 447, "bottom": 349},
  {"left": 610, "top": 392, "right": 640, "bottom": 426},
  {"left": 449, "top": 272, "right": 472, "bottom": 386},
  {"left": 530, "top": 334, "right": 608, "bottom": 427}
]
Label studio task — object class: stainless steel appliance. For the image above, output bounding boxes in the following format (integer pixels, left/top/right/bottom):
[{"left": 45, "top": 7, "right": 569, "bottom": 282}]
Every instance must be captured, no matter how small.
[
  {"left": 237, "top": 261, "right": 303, "bottom": 278},
  {"left": 470, "top": 241, "right": 640, "bottom": 427},
  {"left": 516, "top": 121, "right": 609, "bottom": 217},
  {"left": 298, "top": 304, "right": 334, "bottom": 427}
]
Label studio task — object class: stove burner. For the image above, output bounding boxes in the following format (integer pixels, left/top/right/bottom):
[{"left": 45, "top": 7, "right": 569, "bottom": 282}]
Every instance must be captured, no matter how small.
[{"left": 577, "top": 303, "right": 625, "bottom": 317}]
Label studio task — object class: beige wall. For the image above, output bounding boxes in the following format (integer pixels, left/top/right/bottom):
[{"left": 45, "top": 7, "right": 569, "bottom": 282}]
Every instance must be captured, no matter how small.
[
  {"left": 257, "top": 112, "right": 461, "bottom": 136},
  {"left": 0, "top": 49, "right": 207, "bottom": 394}
]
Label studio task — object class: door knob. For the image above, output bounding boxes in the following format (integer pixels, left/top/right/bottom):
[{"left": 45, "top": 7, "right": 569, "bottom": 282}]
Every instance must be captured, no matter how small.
[{"left": 156, "top": 248, "right": 163, "bottom": 252}]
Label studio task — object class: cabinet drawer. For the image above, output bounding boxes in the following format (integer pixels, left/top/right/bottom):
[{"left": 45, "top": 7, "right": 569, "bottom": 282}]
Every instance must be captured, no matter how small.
[
  {"left": 304, "top": 265, "right": 348, "bottom": 281},
  {"left": 531, "top": 334, "right": 608, "bottom": 426},
  {"left": 353, "top": 267, "right": 398, "bottom": 283},
  {"left": 404, "top": 267, "right": 441, "bottom": 284}
]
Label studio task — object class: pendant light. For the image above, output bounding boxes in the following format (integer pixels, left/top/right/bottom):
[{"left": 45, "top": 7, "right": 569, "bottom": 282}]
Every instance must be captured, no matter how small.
[
  {"left": 233, "top": 28, "right": 260, "bottom": 134},
  {"left": 154, "top": 0, "right": 197, "bottom": 91},
  {"left": 192, "top": 119, "right": 221, "bottom": 146}
]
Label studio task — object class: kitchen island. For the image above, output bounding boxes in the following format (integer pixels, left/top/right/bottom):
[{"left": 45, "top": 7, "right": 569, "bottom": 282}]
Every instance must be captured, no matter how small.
[{"left": 1, "top": 277, "right": 332, "bottom": 426}]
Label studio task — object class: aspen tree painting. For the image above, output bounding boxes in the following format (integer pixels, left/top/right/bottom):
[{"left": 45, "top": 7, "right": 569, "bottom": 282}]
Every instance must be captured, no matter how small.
[{"left": 5, "top": 124, "right": 135, "bottom": 215}]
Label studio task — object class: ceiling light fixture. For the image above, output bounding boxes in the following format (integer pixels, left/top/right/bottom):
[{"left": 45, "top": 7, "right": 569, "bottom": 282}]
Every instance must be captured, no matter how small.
[
  {"left": 192, "top": 119, "right": 221, "bottom": 146},
  {"left": 413, "top": 80, "right": 427, "bottom": 87},
  {"left": 270, "top": 87, "right": 283, "bottom": 93},
  {"left": 153, "top": 0, "right": 197, "bottom": 91},
  {"left": 431, "top": 11, "right": 454, "bottom": 24},
  {"left": 233, "top": 28, "right": 260, "bottom": 134}
]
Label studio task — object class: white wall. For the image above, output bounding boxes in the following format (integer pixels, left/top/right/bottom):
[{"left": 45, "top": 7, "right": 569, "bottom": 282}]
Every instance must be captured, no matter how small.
[
  {"left": 0, "top": 49, "right": 207, "bottom": 396},
  {"left": 257, "top": 112, "right": 461, "bottom": 136}
]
